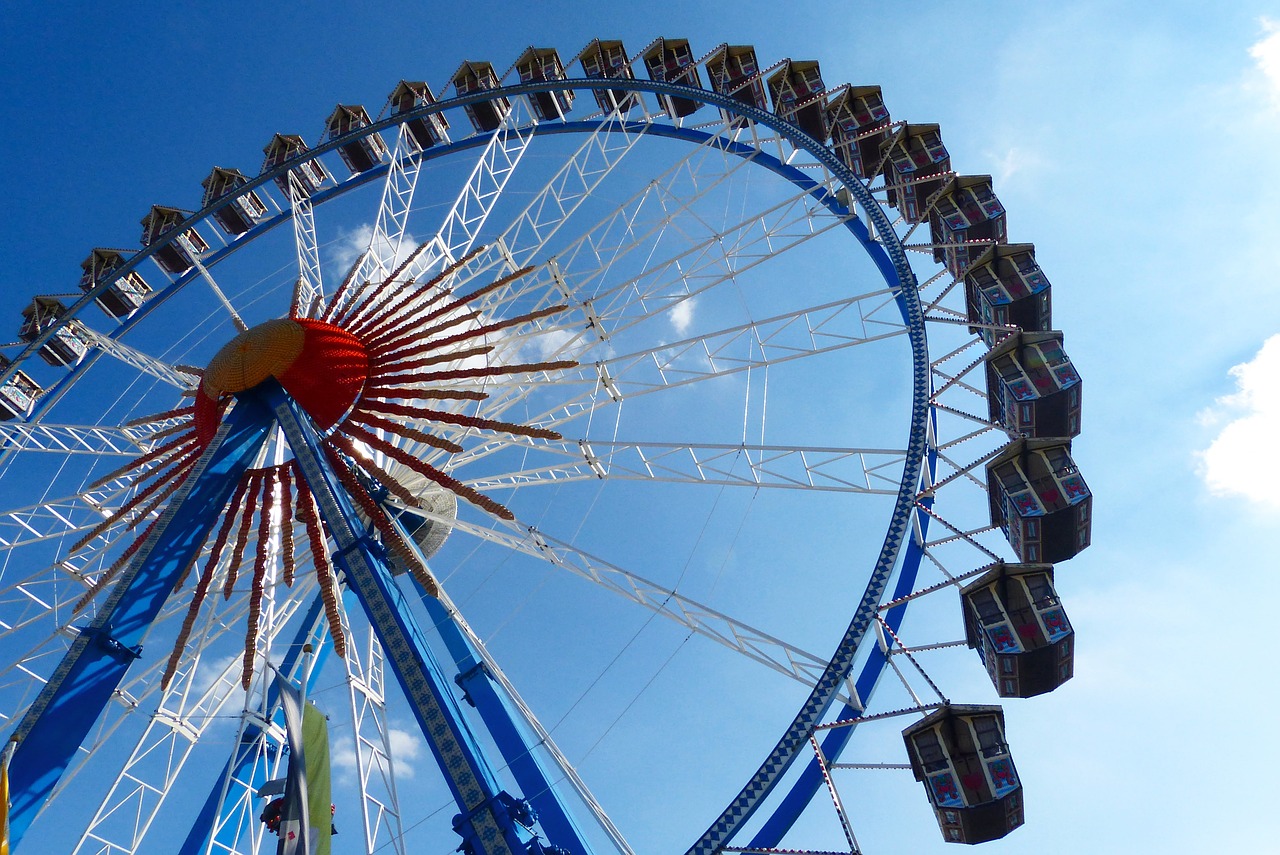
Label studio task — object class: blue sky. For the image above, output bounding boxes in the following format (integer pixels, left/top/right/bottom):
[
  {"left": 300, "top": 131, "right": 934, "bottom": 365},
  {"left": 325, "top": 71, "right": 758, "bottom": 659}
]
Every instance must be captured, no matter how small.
[{"left": 1, "top": 2, "right": 1278, "bottom": 853}]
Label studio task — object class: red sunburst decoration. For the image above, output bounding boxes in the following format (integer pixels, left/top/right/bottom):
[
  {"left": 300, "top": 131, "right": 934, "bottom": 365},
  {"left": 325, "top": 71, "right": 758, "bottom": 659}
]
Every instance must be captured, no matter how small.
[{"left": 70, "top": 245, "right": 574, "bottom": 689}]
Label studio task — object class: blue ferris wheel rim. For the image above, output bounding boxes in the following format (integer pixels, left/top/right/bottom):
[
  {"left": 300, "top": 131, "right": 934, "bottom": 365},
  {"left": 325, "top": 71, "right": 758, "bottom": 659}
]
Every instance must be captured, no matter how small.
[{"left": 4, "top": 72, "right": 936, "bottom": 852}]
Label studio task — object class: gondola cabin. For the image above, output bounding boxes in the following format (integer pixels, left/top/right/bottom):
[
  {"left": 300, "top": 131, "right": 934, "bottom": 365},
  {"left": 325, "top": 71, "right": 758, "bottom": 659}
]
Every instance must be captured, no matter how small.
[
  {"left": 200, "top": 167, "right": 267, "bottom": 236},
  {"left": 903, "top": 704, "right": 1023, "bottom": 844},
  {"left": 961, "top": 563, "right": 1073, "bottom": 698},
  {"left": 986, "top": 331, "right": 1082, "bottom": 438},
  {"left": 929, "top": 176, "right": 1007, "bottom": 277},
  {"left": 0, "top": 356, "right": 41, "bottom": 420},
  {"left": 515, "top": 47, "right": 574, "bottom": 120},
  {"left": 826, "top": 85, "right": 891, "bottom": 179},
  {"left": 705, "top": 44, "right": 767, "bottom": 113},
  {"left": 964, "top": 244, "right": 1052, "bottom": 346},
  {"left": 578, "top": 39, "right": 636, "bottom": 112},
  {"left": 19, "top": 297, "right": 90, "bottom": 368},
  {"left": 78, "top": 248, "right": 151, "bottom": 320},
  {"left": 389, "top": 81, "right": 450, "bottom": 150},
  {"left": 452, "top": 61, "right": 511, "bottom": 133},
  {"left": 880, "top": 124, "right": 951, "bottom": 223},
  {"left": 987, "top": 439, "right": 1091, "bottom": 564},
  {"left": 261, "top": 134, "right": 329, "bottom": 197},
  {"left": 140, "top": 206, "right": 208, "bottom": 275},
  {"left": 325, "top": 105, "right": 388, "bottom": 174},
  {"left": 642, "top": 38, "right": 702, "bottom": 118},
  {"left": 766, "top": 60, "right": 828, "bottom": 141}
]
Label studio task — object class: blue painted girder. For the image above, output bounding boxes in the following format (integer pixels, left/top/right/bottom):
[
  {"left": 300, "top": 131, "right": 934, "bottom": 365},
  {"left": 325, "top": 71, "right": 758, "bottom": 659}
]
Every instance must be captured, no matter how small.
[
  {"left": 261, "top": 381, "right": 537, "bottom": 855},
  {"left": 412, "top": 574, "right": 597, "bottom": 854},
  {"left": 5, "top": 392, "right": 279, "bottom": 849}
]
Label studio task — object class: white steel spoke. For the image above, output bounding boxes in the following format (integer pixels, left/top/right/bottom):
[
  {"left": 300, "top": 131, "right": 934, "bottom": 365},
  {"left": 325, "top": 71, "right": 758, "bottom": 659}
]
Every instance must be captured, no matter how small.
[
  {"left": 349, "top": 123, "right": 429, "bottom": 287},
  {"left": 342, "top": 624, "right": 407, "bottom": 855},
  {"left": 74, "top": 324, "right": 198, "bottom": 391},
  {"left": 0, "top": 565, "right": 92, "bottom": 641},
  {"left": 440, "top": 106, "right": 654, "bottom": 292},
  {"left": 176, "top": 234, "right": 248, "bottom": 332},
  {"left": 579, "top": 186, "right": 850, "bottom": 341},
  {"left": 0, "top": 423, "right": 157, "bottom": 457},
  {"left": 596, "top": 295, "right": 904, "bottom": 394},
  {"left": 0, "top": 630, "right": 71, "bottom": 728},
  {"left": 289, "top": 169, "right": 325, "bottom": 319},
  {"left": 351, "top": 96, "right": 543, "bottom": 304},
  {"left": 492, "top": 115, "right": 649, "bottom": 271},
  {"left": 493, "top": 292, "right": 907, "bottom": 437},
  {"left": 0, "top": 476, "right": 151, "bottom": 556},
  {"left": 453, "top": 439, "right": 906, "bottom": 496},
  {"left": 465, "top": 116, "right": 771, "bottom": 321},
  {"left": 403, "top": 509, "right": 863, "bottom": 710},
  {"left": 432, "top": 98, "right": 539, "bottom": 270}
]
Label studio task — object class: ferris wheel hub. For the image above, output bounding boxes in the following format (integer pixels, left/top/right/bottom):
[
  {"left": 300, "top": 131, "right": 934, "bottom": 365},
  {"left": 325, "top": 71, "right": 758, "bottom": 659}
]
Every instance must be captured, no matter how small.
[{"left": 195, "top": 317, "right": 370, "bottom": 443}]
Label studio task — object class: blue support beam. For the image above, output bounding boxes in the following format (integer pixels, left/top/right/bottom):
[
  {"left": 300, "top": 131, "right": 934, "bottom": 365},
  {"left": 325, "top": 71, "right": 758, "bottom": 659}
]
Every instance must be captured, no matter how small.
[
  {"left": 5, "top": 393, "right": 278, "bottom": 849},
  {"left": 261, "top": 381, "right": 539, "bottom": 855},
  {"left": 412, "top": 577, "right": 596, "bottom": 854}
]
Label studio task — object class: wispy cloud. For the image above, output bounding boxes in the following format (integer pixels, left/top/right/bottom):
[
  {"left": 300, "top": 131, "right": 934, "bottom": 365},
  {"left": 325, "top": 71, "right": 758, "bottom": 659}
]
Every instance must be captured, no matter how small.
[
  {"left": 988, "top": 145, "right": 1046, "bottom": 187},
  {"left": 1248, "top": 18, "right": 1280, "bottom": 109},
  {"left": 332, "top": 724, "right": 425, "bottom": 782},
  {"left": 385, "top": 727, "right": 424, "bottom": 778},
  {"left": 1198, "top": 334, "right": 1280, "bottom": 509},
  {"left": 669, "top": 298, "right": 695, "bottom": 336},
  {"left": 531, "top": 327, "right": 577, "bottom": 361},
  {"left": 327, "top": 223, "right": 420, "bottom": 279}
]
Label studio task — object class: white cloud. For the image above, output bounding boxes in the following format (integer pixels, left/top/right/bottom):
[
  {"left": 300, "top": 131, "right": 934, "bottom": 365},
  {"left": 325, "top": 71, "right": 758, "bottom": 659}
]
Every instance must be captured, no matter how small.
[
  {"left": 1198, "top": 333, "right": 1280, "bottom": 508},
  {"left": 532, "top": 327, "right": 577, "bottom": 360},
  {"left": 331, "top": 737, "right": 357, "bottom": 780},
  {"left": 988, "top": 145, "right": 1045, "bottom": 187},
  {"left": 1248, "top": 18, "right": 1280, "bottom": 109},
  {"left": 328, "top": 224, "right": 374, "bottom": 276},
  {"left": 385, "top": 727, "right": 424, "bottom": 779},
  {"left": 331, "top": 724, "right": 424, "bottom": 782},
  {"left": 669, "top": 298, "right": 695, "bottom": 336},
  {"left": 327, "top": 223, "right": 421, "bottom": 281}
]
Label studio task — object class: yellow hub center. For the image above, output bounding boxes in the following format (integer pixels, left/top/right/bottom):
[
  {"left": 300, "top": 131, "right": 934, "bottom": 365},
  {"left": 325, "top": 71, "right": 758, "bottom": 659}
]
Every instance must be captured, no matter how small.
[{"left": 201, "top": 318, "right": 307, "bottom": 399}]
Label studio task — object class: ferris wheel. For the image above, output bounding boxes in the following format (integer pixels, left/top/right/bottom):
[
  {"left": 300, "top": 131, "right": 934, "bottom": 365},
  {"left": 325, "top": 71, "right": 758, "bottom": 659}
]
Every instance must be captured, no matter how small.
[{"left": 0, "top": 37, "right": 1091, "bottom": 854}]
